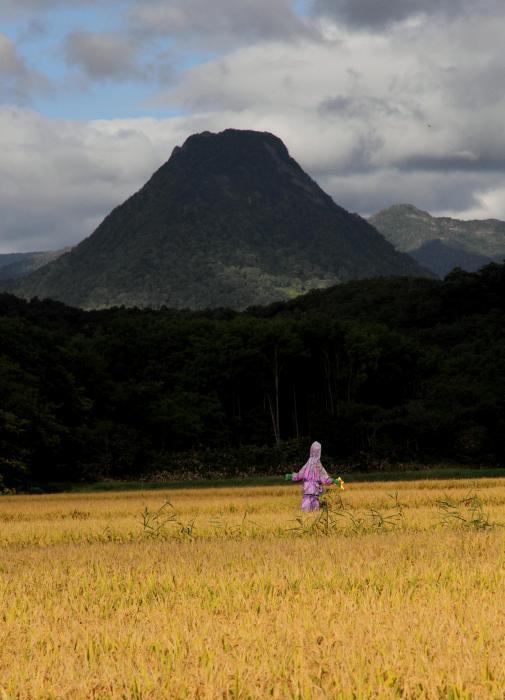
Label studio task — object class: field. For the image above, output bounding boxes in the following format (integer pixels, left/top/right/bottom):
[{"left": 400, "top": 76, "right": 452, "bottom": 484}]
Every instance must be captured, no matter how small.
[{"left": 2, "top": 476, "right": 505, "bottom": 698}]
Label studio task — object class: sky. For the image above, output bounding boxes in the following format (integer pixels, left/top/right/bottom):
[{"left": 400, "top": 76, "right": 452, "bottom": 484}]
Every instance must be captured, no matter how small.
[{"left": 1, "top": 0, "right": 505, "bottom": 253}]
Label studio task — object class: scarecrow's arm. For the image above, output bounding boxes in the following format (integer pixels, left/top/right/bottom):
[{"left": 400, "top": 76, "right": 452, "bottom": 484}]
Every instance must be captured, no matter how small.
[{"left": 284, "top": 470, "right": 304, "bottom": 482}]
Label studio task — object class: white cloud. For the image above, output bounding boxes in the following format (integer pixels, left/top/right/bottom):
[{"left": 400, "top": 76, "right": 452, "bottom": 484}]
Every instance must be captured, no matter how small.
[{"left": 0, "top": 108, "right": 189, "bottom": 252}]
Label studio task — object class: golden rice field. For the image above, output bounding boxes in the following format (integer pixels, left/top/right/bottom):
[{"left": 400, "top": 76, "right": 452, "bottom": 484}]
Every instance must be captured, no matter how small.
[{"left": 2, "top": 476, "right": 505, "bottom": 699}]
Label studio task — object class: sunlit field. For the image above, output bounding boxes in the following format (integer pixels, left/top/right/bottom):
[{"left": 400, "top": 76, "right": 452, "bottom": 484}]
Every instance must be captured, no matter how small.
[{"left": 2, "top": 477, "right": 505, "bottom": 698}]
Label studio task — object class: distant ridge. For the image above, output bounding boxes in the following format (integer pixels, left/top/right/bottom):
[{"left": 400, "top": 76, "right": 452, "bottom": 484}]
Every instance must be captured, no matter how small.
[
  {"left": 11, "top": 130, "right": 430, "bottom": 310},
  {"left": 369, "top": 204, "right": 505, "bottom": 277},
  {"left": 0, "top": 249, "right": 69, "bottom": 281}
]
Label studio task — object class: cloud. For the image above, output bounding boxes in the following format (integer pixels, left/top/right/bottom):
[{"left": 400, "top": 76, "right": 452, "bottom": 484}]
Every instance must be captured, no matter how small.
[
  {"left": 2, "top": 3, "right": 505, "bottom": 254},
  {"left": 318, "top": 170, "right": 495, "bottom": 218},
  {"left": 129, "top": 0, "right": 314, "bottom": 47},
  {"left": 63, "top": 31, "right": 144, "bottom": 80},
  {"left": 0, "top": 0, "right": 62, "bottom": 16},
  {"left": 0, "top": 34, "right": 27, "bottom": 76},
  {"left": 0, "top": 33, "right": 50, "bottom": 102},
  {"left": 0, "top": 0, "right": 126, "bottom": 19},
  {"left": 396, "top": 153, "right": 505, "bottom": 174},
  {"left": 151, "top": 15, "right": 505, "bottom": 218},
  {"left": 312, "top": 0, "right": 501, "bottom": 28},
  {"left": 62, "top": 30, "right": 176, "bottom": 84},
  {"left": 0, "top": 108, "right": 189, "bottom": 252}
]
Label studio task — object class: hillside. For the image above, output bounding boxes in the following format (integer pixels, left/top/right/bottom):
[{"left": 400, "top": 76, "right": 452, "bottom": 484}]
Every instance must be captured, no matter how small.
[
  {"left": 11, "top": 130, "right": 429, "bottom": 310},
  {"left": 369, "top": 204, "right": 505, "bottom": 276},
  {"left": 0, "top": 249, "right": 68, "bottom": 281}
]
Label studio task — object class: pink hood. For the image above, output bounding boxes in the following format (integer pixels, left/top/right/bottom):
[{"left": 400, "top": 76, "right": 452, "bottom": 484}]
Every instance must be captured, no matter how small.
[{"left": 298, "top": 441, "right": 329, "bottom": 482}]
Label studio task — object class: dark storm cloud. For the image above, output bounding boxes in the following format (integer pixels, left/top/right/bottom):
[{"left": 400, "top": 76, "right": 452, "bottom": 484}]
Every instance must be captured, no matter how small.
[{"left": 312, "top": 0, "right": 500, "bottom": 28}]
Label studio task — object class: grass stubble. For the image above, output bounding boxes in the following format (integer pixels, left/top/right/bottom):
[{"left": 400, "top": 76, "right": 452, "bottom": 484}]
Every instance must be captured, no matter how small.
[{"left": 1, "top": 478, "right": 505, "bottom": 699}]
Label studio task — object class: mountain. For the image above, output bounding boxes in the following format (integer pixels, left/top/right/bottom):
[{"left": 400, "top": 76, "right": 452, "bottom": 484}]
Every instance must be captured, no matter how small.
[
  {"left": 407, "top": 240, "right": 497, "bottom": 278},
  {"left": 11, "top": 130, "right": 430, "bottom": 310},
  {"left": 369, "top": 204, "right": 505, "bottom": 277},
  {"left": 0, "top": 249, "right": 69, "bottom": 281}
]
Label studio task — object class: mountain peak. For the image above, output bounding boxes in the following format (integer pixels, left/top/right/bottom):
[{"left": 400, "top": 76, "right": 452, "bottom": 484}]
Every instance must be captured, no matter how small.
[
  {"left": 377, "top": 203, "right": 432, "bottom": 218},
  {"left": 165, "top": 128, "right": 296, "bottom": 185},
  {"left": 181, "top": 128, "right": 289, "bottom": 155}
]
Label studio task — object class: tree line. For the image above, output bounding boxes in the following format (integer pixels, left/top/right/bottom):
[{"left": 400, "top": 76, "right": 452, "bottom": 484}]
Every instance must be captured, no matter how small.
[{"left": 1, "top": 263, "right": 504, "bottom": 488}]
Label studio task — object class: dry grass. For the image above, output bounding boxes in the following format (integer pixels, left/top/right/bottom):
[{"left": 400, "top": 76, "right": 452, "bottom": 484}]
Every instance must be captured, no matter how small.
[{"left": 1, "top": 477, "right": 505, "bottom": 698}]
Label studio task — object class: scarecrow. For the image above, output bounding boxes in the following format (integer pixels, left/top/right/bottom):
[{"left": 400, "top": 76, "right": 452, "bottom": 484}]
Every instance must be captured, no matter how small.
[{"left": 285, "top": 441, "right": 344, "bottom": 511}]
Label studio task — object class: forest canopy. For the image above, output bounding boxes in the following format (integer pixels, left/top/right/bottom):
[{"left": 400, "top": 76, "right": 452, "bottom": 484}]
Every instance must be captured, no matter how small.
[{"left": 1, "top": 263, "right": 504, "bottom": 488}]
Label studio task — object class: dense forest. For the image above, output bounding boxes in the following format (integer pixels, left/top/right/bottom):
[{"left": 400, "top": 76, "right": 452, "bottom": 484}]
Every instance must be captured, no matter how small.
[{"left": 1, "top": 263, "right": 504, "bottom": 489}]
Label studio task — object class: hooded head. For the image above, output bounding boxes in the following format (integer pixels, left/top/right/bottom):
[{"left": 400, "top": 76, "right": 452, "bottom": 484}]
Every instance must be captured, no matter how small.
[
  {"left": 300, "top": 441, "right": 327, "bottom": 481},
  {"left": 309, "top": 441, "right": 321, "bottom": 459}
]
